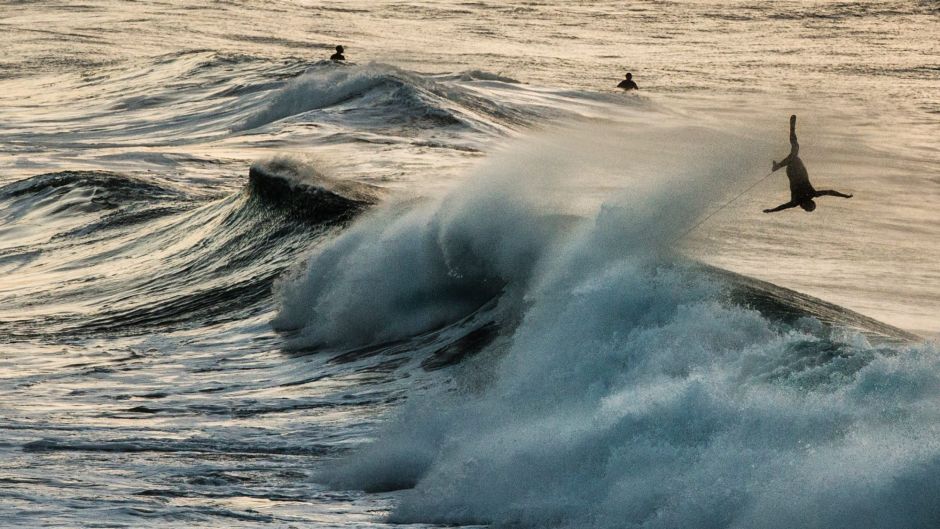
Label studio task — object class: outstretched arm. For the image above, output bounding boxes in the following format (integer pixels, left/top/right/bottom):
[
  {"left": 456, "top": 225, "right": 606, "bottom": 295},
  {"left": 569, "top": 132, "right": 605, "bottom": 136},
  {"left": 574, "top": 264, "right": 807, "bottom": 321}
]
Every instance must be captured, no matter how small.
[
  {"left": 772, "top": 115, "right": 800, "bottom": 171},
  {"left": 763, "top": 200, "right": 799, "bottom": 213}
]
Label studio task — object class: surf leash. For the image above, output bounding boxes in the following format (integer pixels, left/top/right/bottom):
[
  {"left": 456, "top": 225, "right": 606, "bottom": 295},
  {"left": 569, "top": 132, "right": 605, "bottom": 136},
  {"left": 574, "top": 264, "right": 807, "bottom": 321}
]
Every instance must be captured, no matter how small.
[{"left": 675, "top": 170, "right": 776, "bottom": 242}]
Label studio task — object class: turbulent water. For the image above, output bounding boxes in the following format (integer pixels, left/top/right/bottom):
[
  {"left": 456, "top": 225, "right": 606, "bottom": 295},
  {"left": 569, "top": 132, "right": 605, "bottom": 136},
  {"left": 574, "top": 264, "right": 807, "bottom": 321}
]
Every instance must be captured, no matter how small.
[{"left": 1, "top": 1, "right": 939, "bottom": 528}]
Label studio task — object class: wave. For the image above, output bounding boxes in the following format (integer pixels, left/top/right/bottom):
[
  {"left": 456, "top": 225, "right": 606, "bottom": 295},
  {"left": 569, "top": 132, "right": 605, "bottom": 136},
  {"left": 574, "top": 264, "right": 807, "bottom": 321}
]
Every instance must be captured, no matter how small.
[
  {"left": 235, "top": 63, "right": 529, "bottom": 132},
  {"left": 2, "top": 51, "right": 309, "bottom": 150},
  {"left": 328, "top": 260, "right": 937, "bottom": 528},
  {"left": 0, "top": 171, "right": 190, "bottom": 250},
  {"left": 0, "top": 159, "right": 369, "bottom": 238},
  {"left": 0, "top": 159, "right": 371, "bottom": 339},
  {"left": 4, "top": 56, "right": 542, "bottom": 161},
  {"left": 457, "top": 70, "right": 521, "bottom": 83},
  {"left": 272, "top": 124, "right": 938, "bottom": 528},
  {"left": 0, "top": 170, "right": 183, "bottom": 204}
]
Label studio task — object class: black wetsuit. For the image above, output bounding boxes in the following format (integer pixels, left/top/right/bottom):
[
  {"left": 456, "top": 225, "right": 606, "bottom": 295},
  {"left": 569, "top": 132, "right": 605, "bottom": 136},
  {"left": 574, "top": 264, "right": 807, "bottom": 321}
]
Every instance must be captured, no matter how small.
[
  {"left": 330, "top": 52, "right": 345, "bottom": 61},
  {"left": 784, "top": 145, "right": 815, "bottom": 203},
  {"left": 764, "top": 116, "right": 852, "bottom": 213},
  {"left": 617, "top": 79, "right": 638, "bottom": 90}
]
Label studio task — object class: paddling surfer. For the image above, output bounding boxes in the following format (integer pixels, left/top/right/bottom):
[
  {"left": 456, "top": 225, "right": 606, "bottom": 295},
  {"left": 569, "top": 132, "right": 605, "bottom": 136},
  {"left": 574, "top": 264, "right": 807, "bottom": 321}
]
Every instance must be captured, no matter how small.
[
  {"left": 330, "top": 45, "right": 346, "bottom": 62},
  {"left": 763, "top": 115, "right": 852, "bottom": 213},
  {"left": 617, "top": 72, "right": 638, "bottom": 91}
]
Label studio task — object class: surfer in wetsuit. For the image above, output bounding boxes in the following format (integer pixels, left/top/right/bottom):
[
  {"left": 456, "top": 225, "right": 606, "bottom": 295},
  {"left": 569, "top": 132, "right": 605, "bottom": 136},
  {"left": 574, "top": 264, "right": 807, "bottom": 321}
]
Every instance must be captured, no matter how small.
[
  {"left": 763, "top": 115, "right": 852, "bottom": 213},
  {"left": 617, "top": 72, "right": 638, "bottom": 91},
  {"left": 330, "top": 45, "right": 346, "bottom": 62}
]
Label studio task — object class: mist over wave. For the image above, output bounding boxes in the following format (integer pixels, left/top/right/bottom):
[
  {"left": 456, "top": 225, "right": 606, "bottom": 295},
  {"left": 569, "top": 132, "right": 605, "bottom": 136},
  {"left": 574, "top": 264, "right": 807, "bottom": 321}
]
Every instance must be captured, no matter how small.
[
  {"left": 273, "top": 120, "right": 757, "bottom": 348},
  {"left": 276, "top": 124, "right": 940, "bottom": 529}
]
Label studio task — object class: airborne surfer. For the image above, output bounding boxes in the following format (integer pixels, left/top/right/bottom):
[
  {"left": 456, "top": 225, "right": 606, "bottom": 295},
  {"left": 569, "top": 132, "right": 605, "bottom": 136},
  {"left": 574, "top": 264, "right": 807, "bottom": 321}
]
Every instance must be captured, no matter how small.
[
  {"left": 763, "top": 114, "right": 852, "bottom": 213},
  {"left": 330, "top": 45, "right": 346, "bottom": 62}
]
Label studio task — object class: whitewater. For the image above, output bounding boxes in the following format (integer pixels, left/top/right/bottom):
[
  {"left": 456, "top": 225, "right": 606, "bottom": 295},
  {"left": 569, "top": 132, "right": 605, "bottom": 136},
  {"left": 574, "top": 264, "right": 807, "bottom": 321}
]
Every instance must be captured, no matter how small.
[{"left": 1, "top": 1, "right": 938, "bottom": 528}]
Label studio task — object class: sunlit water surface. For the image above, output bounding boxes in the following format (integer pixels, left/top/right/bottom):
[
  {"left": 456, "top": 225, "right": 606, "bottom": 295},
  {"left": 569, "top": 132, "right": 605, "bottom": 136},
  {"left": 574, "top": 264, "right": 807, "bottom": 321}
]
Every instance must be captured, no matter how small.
[{"left": 0, "top": 1, "right": 938, "bottom": 528}]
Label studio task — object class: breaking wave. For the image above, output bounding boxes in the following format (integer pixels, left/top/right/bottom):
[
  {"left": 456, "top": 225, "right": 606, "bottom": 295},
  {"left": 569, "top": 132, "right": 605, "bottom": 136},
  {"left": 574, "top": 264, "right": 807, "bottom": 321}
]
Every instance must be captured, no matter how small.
[{"left": 273, "top": 124, "right": 938, "bottom": 529}]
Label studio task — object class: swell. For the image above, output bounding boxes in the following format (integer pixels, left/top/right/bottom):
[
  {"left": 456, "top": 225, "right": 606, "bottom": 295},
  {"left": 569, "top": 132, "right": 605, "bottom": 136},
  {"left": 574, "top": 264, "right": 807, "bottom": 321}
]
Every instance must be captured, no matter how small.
[
  {"left": 0, "top": 170, "right": 192, "bottom": 252},
  {"left": 0, "top": 170, "right": 182, "bottom": 201},
  {"left": 271, "top": 125, "right": 936, "bottom": 529},
  {"left": 0, "top": 50, "right": 307, "bottom": 149},
  {"left": 2, "top": 55, "right": 532, "bottom": 167},
  {"left": 235, "top": 63, "right": 531, "bottom": 133},
  {"left": 0, "top": 162, "right": 378, "bottom": 340}
]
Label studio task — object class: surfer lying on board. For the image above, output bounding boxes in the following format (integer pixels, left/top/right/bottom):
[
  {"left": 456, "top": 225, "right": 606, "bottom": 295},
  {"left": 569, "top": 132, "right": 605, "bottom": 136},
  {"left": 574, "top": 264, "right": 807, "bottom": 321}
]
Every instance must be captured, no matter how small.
[{"left": 763, "top": 115, "right": 852, "bottom": 213}]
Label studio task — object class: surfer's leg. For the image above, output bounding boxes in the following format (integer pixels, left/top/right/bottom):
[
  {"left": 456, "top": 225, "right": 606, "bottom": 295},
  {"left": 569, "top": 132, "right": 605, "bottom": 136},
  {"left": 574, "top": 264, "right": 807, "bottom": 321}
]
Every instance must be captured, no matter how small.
[
  {"left": 789, "top": 115, "right": 799, "bottom": 155},
  {"left": 774, "top": 116, "right": 800, "bottom": 172},
  {"left": 815, "top": 189, "right": 853, "bottom": 198},
  {"left": 773, "top": 152, "right": 799, "bottom": 172}
]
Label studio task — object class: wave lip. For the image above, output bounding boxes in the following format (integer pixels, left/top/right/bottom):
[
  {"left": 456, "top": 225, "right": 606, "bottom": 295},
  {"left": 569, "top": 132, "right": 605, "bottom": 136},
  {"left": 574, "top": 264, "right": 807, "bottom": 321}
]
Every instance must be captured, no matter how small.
[{"left": 247, "top": 157, "right": 380, "bottom": 223}]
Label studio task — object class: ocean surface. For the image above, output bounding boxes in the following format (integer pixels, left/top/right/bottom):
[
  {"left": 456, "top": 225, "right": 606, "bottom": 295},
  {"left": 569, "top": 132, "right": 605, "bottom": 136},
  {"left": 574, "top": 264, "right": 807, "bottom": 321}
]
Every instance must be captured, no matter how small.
[{"left": 1, "top": 1, "right": 938, "bottom": 528}]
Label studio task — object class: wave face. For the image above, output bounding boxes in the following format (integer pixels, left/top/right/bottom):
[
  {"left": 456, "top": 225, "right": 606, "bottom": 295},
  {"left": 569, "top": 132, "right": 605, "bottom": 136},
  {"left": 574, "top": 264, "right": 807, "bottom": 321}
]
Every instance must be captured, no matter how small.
[
  {"left": 0, "top": 158, "right": 359, "bottom": 339},
  {"left": 277, "top": 126, "right": 939, "bottom": 529}
]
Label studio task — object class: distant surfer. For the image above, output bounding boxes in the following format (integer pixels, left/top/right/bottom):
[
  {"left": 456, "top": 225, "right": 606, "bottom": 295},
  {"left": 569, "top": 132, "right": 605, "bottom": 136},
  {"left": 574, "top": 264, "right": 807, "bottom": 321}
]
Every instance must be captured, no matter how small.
[
  {"left": 763, "top": 115, "right": 852, "bottom": 213},
  {"left": 330, "top": 45, "right": 346, "bottom": 62},
  {"left": 617, "top": 72, "right": 638, "bottom": 91}
]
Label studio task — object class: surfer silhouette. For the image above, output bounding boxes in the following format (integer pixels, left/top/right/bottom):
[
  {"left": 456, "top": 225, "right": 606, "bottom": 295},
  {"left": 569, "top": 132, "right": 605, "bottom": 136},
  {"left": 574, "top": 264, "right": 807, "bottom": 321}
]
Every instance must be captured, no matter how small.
[
  {"left": 330, "top": 45, "right": 346, "bottom": 62},
  {"left": 617, "top": 72, "right": 638, "bottom": 91},
  {"left": 763, "top": 115, "right": 852, "bottom": 213}
]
